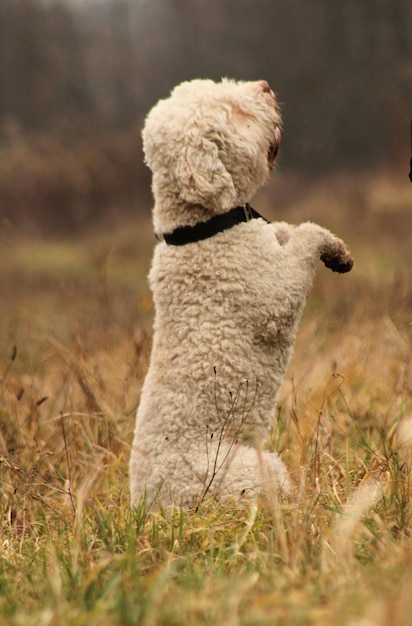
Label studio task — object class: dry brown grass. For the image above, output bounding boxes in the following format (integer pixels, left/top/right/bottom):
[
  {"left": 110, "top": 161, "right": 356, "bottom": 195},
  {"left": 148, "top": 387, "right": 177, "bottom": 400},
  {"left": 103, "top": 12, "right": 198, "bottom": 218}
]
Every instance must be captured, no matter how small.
[{"left": 0, "top": 172, "right": 411, "bottom": 625}]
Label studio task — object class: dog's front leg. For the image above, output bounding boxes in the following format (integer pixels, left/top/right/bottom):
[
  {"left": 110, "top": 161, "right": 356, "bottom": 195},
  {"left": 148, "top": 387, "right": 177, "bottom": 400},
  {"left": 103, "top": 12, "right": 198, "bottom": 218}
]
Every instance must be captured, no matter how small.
[{"left": 287, "top": 222, "right": 354, "bottom": 274}]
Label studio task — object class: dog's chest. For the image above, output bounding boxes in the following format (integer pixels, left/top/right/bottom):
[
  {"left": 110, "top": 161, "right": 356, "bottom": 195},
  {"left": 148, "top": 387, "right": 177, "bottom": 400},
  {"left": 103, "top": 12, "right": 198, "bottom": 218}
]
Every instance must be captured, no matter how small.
[{"left": 150, "top": 229, "right": 302, "bottom": 351}]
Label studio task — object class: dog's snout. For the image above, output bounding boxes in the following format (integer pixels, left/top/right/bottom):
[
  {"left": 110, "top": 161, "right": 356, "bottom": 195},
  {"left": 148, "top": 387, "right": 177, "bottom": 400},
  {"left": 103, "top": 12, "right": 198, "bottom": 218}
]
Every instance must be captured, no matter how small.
[{"left": 258, "top": 80, "right": 277, "bottom": 103}]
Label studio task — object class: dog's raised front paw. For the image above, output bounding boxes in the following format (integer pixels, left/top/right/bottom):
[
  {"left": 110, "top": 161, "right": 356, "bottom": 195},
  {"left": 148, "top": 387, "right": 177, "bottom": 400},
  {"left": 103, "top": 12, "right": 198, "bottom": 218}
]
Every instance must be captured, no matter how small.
[{"left": 321, "top": 249, "right": 354, "bottom": 274}]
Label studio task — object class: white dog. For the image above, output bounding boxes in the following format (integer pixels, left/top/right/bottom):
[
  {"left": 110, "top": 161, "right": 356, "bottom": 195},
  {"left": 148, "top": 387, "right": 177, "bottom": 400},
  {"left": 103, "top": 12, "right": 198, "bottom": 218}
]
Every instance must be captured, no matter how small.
[{"left": 130, "top": 78, "right": 353, "bottom": 507}]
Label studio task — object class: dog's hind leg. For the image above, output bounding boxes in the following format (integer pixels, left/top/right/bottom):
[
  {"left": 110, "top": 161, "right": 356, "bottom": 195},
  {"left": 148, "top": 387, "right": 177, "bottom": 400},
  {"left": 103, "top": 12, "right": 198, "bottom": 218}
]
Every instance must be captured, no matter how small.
[{"left": 195, "top": 443, "right": 291, "bottom": 504}]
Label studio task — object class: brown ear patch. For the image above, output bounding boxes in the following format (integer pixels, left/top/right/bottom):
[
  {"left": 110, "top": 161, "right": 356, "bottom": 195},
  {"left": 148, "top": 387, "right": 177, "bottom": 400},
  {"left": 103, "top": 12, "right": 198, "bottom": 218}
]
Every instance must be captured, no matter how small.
[{"left": 228, "top": 100, "right": 258, "bottom": 122}]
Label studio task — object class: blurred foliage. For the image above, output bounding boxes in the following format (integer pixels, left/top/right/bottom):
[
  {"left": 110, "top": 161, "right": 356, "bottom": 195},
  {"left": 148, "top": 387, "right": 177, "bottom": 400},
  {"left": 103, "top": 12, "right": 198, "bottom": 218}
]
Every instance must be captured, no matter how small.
[
  {"left": 0, "top": 0, "right": 410, "bottom": 233},
  {"left": 0, "top": 123, "right": 150, "bottom": 233}
]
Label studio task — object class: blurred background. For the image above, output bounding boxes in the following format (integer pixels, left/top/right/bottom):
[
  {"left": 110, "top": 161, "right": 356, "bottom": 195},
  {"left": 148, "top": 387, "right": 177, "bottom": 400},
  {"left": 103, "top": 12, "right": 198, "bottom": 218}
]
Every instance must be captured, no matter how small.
[
  {"left": 0, "top": 0, "right": 411, "bottom": 368},
  {"left": 0, "top": 0, "right": 410, "bottom": 234},
  {"left": 0, "top": 1, "right": 412, "bottom": 568}
]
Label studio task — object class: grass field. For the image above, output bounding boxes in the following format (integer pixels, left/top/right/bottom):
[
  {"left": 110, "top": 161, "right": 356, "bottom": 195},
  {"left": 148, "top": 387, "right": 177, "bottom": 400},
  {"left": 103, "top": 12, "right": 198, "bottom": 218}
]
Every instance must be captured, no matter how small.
[{"left": 0, "top": 173, "right": 411, "bottom": 625}]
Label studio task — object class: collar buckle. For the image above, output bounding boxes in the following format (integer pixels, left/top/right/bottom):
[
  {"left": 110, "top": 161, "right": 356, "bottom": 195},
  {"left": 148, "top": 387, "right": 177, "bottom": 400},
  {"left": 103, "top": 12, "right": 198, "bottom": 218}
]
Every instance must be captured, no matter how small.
[{"left": 243, "top": 203, "right": 253, "bottom": 221}]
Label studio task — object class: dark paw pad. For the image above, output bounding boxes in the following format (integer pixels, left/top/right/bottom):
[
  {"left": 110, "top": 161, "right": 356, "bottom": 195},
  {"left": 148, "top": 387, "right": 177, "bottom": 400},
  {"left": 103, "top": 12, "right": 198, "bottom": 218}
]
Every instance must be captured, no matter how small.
[{"left": 321, "top": 252, "right": 354, "bottom": 274}]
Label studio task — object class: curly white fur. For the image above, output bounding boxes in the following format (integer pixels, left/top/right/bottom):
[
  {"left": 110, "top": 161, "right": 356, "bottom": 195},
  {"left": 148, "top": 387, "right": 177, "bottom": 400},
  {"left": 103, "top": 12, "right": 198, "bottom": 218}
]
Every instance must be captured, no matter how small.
[{"left": 130, "top": 78, "right": 353, "bottom": 507}]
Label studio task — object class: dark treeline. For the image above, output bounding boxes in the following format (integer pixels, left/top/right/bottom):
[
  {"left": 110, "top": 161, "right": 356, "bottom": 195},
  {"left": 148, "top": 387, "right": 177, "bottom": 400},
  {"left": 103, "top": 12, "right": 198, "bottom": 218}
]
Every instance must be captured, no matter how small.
[
  {"left": 2, "top": 0, "right": 411, "bottom": 168},
  {"left": 0, "top": 0, "right": 410, "bottom": 231}
]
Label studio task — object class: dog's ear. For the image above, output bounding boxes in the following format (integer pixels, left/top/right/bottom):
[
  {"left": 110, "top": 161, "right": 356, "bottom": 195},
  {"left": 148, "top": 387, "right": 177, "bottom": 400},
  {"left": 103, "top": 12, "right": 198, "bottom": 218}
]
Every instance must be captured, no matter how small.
[{"left": 174, "top": 136, "right": 237, "bottom": 210}]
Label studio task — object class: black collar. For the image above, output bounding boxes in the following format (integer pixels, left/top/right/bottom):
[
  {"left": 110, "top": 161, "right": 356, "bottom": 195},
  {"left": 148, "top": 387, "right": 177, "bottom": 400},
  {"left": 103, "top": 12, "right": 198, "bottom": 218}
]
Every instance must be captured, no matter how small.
[{"left": 157, "top": 203, "right": 270, "bottom": 246}]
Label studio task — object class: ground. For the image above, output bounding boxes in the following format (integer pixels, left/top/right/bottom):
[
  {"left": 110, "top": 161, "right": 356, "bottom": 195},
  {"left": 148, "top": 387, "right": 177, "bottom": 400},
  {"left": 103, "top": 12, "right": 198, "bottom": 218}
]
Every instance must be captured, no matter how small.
[{"left": 0, "top": 172, "right": 411, "bottom": 626}]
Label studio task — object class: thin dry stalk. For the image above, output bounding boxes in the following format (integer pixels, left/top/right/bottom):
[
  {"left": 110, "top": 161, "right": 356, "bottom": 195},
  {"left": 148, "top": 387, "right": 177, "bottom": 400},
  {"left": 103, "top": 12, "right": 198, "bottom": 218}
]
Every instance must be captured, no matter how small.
[
  {"left": 199, "top": 377, "right": 259, "bottom": 505},
  {"left": 60, "top": 411, "right": 76, "bottom": 518}
]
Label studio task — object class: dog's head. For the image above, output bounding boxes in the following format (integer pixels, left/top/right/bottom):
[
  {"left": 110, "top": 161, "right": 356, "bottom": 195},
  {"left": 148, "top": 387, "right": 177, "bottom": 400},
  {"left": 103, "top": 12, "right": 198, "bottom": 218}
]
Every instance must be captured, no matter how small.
[{"left": 142, "top": 79, "right": 282, "bottom": 216}]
